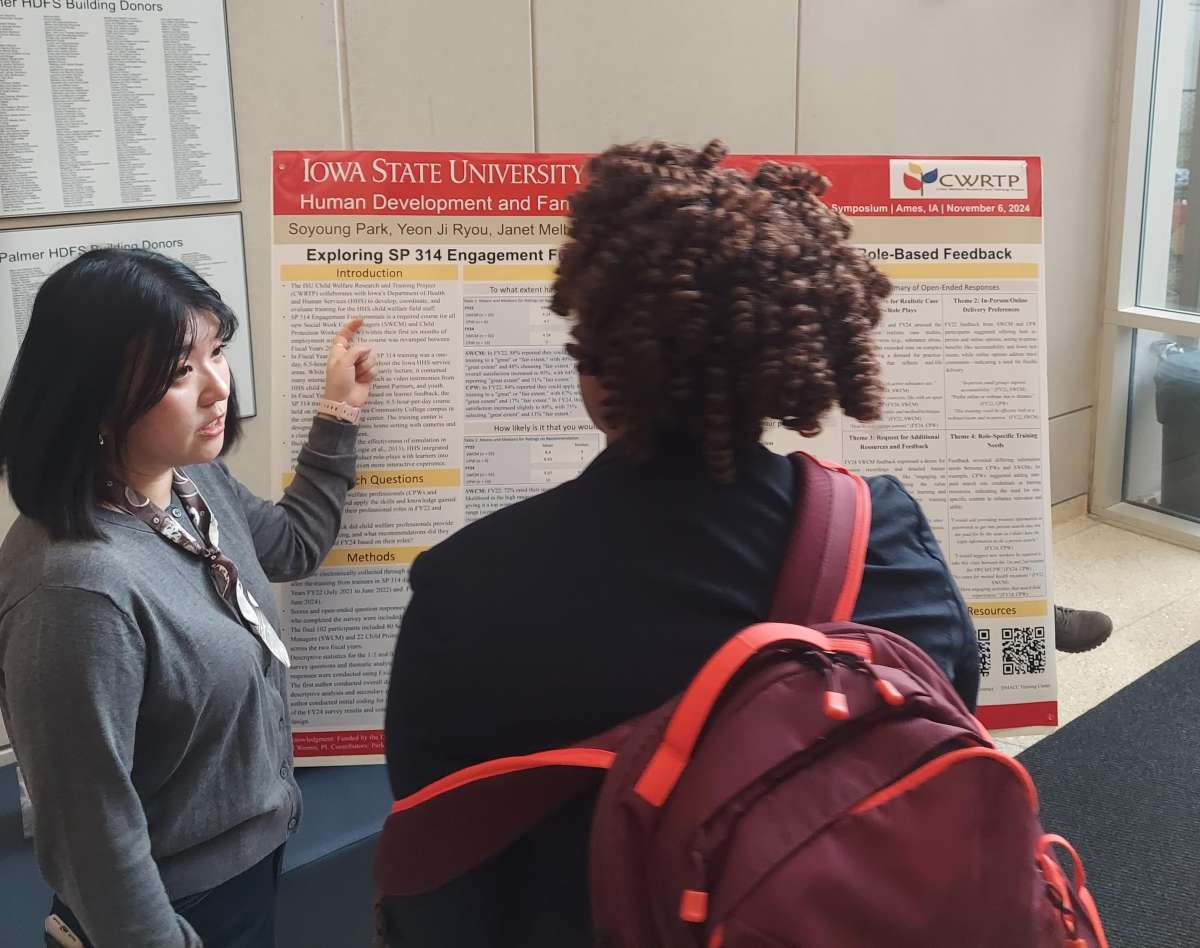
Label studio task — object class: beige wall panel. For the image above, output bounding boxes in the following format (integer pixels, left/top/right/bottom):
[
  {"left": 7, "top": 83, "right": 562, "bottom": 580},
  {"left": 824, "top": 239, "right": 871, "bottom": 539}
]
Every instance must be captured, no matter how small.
[
  {"left": 1050, "top": 409, "right": 1094, "bottom": 505},
  {"left": 345, "top": 0, "right": 535, "bottom": 151},
  {"left": 533, "top": 0, "right": 799, "bottom": 153},
  {"left": 796, "top": 0, "right": 1121, "bottom": 422},
  {"left": 222, "top": 0, "right": 346, "bottom": 496}
]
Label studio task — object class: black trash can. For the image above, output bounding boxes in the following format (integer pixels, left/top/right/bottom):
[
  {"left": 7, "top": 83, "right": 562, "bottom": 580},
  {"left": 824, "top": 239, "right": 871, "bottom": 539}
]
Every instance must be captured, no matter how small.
[{"left": 1155, "top": 342, "right": 1200, "bottom": 518}]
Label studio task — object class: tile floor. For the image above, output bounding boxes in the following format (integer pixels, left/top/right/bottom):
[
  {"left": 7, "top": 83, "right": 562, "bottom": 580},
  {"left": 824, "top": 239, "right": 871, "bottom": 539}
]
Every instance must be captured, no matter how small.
[{"left": 994, "top": 510, "right": 1200, "bottom": 756}]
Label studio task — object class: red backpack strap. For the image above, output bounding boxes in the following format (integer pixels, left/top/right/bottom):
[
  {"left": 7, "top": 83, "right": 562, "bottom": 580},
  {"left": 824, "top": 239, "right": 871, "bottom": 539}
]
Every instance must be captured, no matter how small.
[
  {"left": 633, "top": 621, "right": 874, "bottom": 806},
  {"left": 375, "top": 726, "right": 632, "bottom": 896},
  {"left": 376, "top": 453, "right": 871, "bottom": 898},
  {"left": 769, "top": 453, "right": 871, "bottom": 625}
]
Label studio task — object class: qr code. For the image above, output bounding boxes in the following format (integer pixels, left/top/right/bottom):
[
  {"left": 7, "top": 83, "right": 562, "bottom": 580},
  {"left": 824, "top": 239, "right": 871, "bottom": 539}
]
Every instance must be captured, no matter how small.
[
  {"left": 977, "top": 628, "right": 992, "bottom": 677},
  {"left": 1001, "top": 626, "right": 1047, "bottom": 675}
]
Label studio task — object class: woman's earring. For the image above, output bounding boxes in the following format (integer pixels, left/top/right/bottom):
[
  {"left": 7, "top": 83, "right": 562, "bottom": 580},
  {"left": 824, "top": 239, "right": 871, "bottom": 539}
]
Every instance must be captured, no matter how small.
[{"left": 98, "top": 432, "right": 105, "bottom": 447}]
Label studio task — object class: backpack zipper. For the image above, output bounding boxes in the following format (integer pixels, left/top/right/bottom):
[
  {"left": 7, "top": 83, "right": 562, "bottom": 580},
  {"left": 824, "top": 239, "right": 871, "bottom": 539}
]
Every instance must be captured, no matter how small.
[
  {"left": 680, "top": 725, "right": 982, "bottom": 928},
  {"left": 678, "top": 665, "right": 903, "bottom": 926}
]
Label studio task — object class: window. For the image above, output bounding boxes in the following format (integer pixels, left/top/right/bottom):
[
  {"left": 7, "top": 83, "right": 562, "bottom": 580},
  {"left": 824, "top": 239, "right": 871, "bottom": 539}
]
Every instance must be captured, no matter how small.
[
  {"left": 1094, "top": 0, "right": 1200, "bottom": 545},
  {"left": 1123, "top": 330, "right": 1200, "bottom": 520},
  {"left": 1137, "top": 0, "right": 1200, "bottom": 313}
]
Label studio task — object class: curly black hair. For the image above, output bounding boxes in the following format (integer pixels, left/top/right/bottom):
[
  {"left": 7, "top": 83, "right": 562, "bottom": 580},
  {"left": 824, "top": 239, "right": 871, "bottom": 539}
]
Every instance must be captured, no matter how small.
[{"left": 550, "top": 139, "right": 891, "bottom": 482}]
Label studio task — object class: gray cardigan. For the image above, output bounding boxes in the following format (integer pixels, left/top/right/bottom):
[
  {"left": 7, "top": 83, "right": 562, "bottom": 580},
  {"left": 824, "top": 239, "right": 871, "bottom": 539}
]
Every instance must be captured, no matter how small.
[{"left": 0, "top": 417, "right": 357, "bottom": 948}]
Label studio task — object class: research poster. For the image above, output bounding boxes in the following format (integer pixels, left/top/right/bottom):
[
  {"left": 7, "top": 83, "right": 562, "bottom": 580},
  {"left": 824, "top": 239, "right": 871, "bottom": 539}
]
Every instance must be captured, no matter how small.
[
  {"left": 0, "top": 0, "right": 238, "bottom": 217},
  {"left": 0, "top": 212, "right": 255, "bottom": 412},
  {"left": 272, "top": 151, "right": 1054, "bottom": 764}
]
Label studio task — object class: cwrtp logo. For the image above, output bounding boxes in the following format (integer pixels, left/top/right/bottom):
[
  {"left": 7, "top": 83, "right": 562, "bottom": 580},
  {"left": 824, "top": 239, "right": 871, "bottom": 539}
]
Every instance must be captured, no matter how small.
[
  {"left": 889, "top": 159, "right": 1028, "bottom": 200},
  {"left": 903, "top": 163, "right": 939, "bottom": 194}
]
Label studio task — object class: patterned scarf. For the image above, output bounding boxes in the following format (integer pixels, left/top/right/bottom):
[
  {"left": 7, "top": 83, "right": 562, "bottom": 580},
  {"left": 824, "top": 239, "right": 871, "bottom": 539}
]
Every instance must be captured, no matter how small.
[{"left": 99, "top": 469, "right": 291, "bottom": 668}]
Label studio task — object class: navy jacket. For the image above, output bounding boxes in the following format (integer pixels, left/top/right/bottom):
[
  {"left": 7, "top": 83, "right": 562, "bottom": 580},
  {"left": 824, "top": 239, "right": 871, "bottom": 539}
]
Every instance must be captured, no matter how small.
[{"left": 382, "top": 442, "right": 978, "bottom": 945}]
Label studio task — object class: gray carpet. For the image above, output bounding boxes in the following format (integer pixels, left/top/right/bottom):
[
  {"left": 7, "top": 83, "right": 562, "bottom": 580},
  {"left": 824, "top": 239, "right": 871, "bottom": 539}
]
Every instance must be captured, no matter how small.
[{"left": 1019, "top": 639, "right": 1200, "bottom": 948}]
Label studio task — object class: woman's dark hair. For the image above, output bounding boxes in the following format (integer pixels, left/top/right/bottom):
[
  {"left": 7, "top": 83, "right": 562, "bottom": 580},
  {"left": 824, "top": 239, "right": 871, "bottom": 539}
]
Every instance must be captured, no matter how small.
[
  {"left": 551, "top": 139, "right": 892, "bottom": 483},
  {"left": 0, "top": 248, "right": 244, "bottom": 539}
]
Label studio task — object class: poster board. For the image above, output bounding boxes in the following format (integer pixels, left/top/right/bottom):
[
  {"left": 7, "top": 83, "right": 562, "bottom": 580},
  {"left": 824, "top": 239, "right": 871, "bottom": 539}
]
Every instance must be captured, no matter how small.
[
  {"left": 272, "top": 150, "right": 1054, "bottom": 765},
  {"left": 0, "top": 212, "right": 255, "bottom": 413},
  {"left": 0, "top": 0, "right": 238, "bottom": 217}
]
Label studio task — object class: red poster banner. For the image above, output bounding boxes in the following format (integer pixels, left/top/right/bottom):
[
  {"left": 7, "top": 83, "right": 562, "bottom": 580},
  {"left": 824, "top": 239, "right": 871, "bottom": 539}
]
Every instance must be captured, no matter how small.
[{"left": 273, "top": 151, "right": 1042, "bottom": 219}]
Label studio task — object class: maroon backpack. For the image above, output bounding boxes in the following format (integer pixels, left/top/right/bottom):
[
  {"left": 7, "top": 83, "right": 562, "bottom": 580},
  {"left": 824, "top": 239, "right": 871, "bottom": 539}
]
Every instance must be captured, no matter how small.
[{"left": 376, "top": 453, "right": 1109, "bottom": 948}]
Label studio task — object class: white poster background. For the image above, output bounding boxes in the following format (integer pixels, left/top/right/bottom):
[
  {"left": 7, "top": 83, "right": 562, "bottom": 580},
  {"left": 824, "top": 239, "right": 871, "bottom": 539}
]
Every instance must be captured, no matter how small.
[{"left": 271, "top": 152, "right": 1055, "bottom": 765}]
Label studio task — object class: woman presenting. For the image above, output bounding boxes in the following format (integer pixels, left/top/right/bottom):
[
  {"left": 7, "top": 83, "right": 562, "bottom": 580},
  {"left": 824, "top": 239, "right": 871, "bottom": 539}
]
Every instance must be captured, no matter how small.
[{"left": 0, "top": 248, "right": 375, "bottom": 947}]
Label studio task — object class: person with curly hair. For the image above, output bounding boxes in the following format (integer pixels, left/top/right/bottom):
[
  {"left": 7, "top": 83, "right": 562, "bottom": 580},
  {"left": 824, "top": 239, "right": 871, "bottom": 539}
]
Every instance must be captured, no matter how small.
[{"left": 380, "top": 140, "right": 978, "bottom": 946}]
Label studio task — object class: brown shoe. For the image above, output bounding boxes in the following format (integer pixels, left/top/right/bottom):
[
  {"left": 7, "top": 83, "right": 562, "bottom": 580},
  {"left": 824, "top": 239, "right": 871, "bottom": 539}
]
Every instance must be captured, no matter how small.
[{"left": 1054, "top": 605, "right": 1113, "bottom": 653}]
